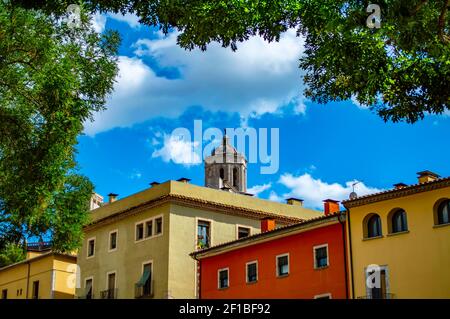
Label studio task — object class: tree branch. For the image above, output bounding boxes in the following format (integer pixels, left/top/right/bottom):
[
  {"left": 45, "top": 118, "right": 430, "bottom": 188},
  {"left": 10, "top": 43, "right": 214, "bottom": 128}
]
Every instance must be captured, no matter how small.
[
  {"left": 438, "top": 0, "right": 450, "bottom": 44},
  {"left": 410, "top": 0, "right": 428, "bottom": 16}
]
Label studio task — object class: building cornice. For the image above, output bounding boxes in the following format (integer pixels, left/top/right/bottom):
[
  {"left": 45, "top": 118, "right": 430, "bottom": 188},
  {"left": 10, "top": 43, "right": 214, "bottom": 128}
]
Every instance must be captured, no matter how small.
[
  {"left": 342, "top": 177, "right": 450, "bottom": 208},
  {"left": 191, "top": 213, "right": 344, "bottom": 259},
  {"left": 84, "top": 194, "right": 303, "bottom": 232},
  {"left": 0, "top": 252, "right": 76, "bottom": 272}
]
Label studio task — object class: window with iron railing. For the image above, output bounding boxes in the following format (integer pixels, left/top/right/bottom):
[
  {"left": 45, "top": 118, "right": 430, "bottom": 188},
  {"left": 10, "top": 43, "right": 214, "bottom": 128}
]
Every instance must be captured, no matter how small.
[
  {"left": 135, "top": 263, "right": 153, "bottom": 298},
  {"left": 100, "top": 288, "right": 117, "bottom": 299}
]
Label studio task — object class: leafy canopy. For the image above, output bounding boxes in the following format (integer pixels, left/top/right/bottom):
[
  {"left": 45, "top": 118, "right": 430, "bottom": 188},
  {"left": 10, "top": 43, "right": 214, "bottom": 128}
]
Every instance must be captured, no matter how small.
[
  {"left": 0, "top": 1, "right": 119, "bottom": 263},
  {"left": 16, "top": 0, "right": 450, "bottom": 122}
]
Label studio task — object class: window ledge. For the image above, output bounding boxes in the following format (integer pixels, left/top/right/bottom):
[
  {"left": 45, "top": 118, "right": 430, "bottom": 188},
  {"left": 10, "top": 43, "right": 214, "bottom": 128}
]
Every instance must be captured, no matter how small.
[
  {"left": 387, "top": 230, "right": 409, "bottom": 237},
  {"left": 433, "top": 223, "right": 450, "bottom": 229},
  {"left": 362, "top": 235, "right": 384, "bottom": 241},
  {"left": 218, "top": 287, "right": 229, "bottom": 290},
  {"left": 246, "top": 281, "right": 258, "bottom": 285},
  {"left": 277, "top": 274, "right": 289, "bottom": 279},
  {"left": 314, "top": 265, "right": 329, "bottom": 270}
]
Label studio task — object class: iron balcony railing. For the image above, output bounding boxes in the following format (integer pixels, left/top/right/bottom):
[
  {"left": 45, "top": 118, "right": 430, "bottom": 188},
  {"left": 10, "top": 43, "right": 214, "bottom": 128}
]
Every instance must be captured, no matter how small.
[
  {"left": 100, "top": 288, "right": 118, "bottom": 299},
  {"left": 357, "top": 293, "right": 395, "bottom": 299},
  {"left": 27, "top": 242, "right": 52, "bottom": 251},
  {"left": 135, "top": 280, "right": 154, "bottom": 299}
]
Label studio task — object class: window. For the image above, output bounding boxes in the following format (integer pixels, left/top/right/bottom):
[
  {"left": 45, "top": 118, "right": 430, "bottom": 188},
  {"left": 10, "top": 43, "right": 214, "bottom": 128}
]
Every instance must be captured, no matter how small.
[
  {"left": 218, "top": 268, "right": 229, "bottom": 289},
  {"left": 314, "top": 245, "right": 329, "bottom": 269},
  {"left": 155, "top": 217, "right": 163, "bottom": 235},
  {"left": 136, "top": 223, "right": 144, "bottom": 241},
  {"left": 87, "top": 238, "right": 95, "bottom": 258},
  {"left": 219, "top": 168, "right": 224, "bottom": 180},
  {"left": 1, "top": 289, "right": 7, "bottom": 299},
  {"left": 246, "top": 261, "right": 258, "bottom": 283},
  {"left": 84, "top": 278, "right": 93, "bottom": 299},
  {"left": 135, "top": 262, "right": 153, "bottom": 298},
  {"left": 102, "top": 272, "right": 116, "bottom": 299},
  {"left": 197, "top": 220, "right": 211, "bottom": 249},
  {"left": 32, "top": 281, "right": 39, "bottom": 299},
  {"left": 233, "top": 167, "right": 238, "bottom": 187},
  {"left": 142, "top": 263, "right": 152, "bottom": 296},
  {"left": 437, "top": 200, "right": 450, "bottom": 225},
  {"left": 366, "top": 214, "right": 382, "bottom": 238},
  {"left": 237, "top": 226, "right": 250, "bottom": 239},
  {"left": 136, "top": 216, "right": 163, "bottom": 242},
  {"left": 145, "top": 220, "right": 153, "bottom": 238},
  {"left": 276, "top": 254, "right": 289, "bottom": 277},
  {"left": 366, "top": 266, "right": 390, "bottom": 299},
  {"left": 109, "top": 230, "right": 118, "bottom": 251},
  {"left": 391, "top": 210, "right": 408, "bottom": 233}
]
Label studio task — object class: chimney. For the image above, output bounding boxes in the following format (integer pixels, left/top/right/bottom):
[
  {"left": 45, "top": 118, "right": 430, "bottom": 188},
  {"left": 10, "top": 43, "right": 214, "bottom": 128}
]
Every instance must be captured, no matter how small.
[
  {"left": 261, "top": 218, "right": 276, "bottom": 233},
  {"left": 286, "top": 197, "right": 303, "bottom": 206},
  {"left": 149, "top": 181, "right": 160, "bottom": 187},
  {"left": 323, "top": 199, "right": 340, "bottom": 216},
  {"left": 417, "top": 170, "right": 440, "bottom": 184},
  {"left": 177, "top": 177, "right": 191, "bottom": 183},
  {"left": 108, "top": 193, "right": 118, "bottom": 203},
  {"left": 393, "top": 183, "right": 408, "bottom": 190}
]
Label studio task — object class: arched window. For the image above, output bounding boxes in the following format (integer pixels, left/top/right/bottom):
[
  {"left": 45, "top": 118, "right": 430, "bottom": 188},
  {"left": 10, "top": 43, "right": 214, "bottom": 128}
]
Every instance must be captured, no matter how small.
[
  {"left": 219, "top": 168, "right": 224, "bottom": 180},
  {"left": 366, "top": 214, "right": 382, "bottom": 238},
  {"left": 437, "top": 200, "right": 450, "bottom": 225},
  {"left": 391, "top": 209, "right": 408, "bottom": 233},
  {"left": 233, "top": 167, "right": 238, "bottom": 187}
]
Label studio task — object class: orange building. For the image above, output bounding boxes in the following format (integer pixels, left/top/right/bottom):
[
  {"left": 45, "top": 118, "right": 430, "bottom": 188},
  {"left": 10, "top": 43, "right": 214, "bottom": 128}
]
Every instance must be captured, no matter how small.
[{"left": 191, "top": 201, "right": 349, "bottom": 299}]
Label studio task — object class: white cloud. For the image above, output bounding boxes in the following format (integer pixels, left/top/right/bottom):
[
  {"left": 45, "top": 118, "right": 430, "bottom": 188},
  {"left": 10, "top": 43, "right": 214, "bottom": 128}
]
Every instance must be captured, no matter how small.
[
  {"left": 268, "top": 191, "right": 283, "bottom": 202},
  {"left": 151, "top": 134, "right": 201, "bottom": 166},
  {"left": 247, "top": 183, "right": 272, "bottom": 197},
  {"left": 107, "top": 12, "right": 141, "bottom": 28},
  {"left": 129, "top": 170, "right": 142, "bottom": 179},
  {"left": 91, "top": 12, "right": 106, "bottom": 33},
  {"left": 351, "top": 95, "right": 369, "bottom": 109},
  {"left": 92, "top": 13, "right": 106, "bottom": 33},
  {"left": 84, "top": 29, "right": 306, "bottom": 135},
  {"left": 271, "top": 173, "right": 384, "bottom": 209}
]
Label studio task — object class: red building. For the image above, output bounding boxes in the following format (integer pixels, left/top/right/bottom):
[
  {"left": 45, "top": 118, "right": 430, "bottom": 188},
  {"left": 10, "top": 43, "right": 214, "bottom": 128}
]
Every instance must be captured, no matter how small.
[{"left": 191, "top": 200, "right": 349, "bottom": 299}]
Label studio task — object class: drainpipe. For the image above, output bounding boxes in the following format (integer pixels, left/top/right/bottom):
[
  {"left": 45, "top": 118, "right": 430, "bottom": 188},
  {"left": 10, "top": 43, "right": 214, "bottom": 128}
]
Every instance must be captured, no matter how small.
[
  {"left": 338, "top": 213, "right": 349, "bottom": 300},
  {"left": 25, "top": 261, "right": 30, "bottom": 299},
  {"left": 345, "top": 207, "right": 355, "bottom": 299},
  {"left": 193, "top": 256, "right": 202, "bottom": 300}
]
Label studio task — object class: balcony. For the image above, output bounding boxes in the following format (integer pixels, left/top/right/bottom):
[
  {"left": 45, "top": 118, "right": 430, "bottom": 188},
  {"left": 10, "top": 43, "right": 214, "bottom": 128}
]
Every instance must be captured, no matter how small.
[
  {"left": 135, "top": 281, "right": 154, "bottom": 299},
  {"left": 77, "top": 293, "right": 94, "bottom": 299},
  {"left": 357, "top": 293, "right": 395, "bottom": 299},
  {"left": 100, "top": 288, "right": 118, "bottom": 299},
  {"left": 27, "top": 242, "right": 52, "bottom": 252}
]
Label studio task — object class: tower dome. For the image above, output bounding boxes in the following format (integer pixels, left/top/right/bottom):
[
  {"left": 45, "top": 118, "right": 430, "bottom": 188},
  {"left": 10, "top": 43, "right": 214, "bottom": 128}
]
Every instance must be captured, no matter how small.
[{"left": 204, "top": 133, "right": 247, "bottom": 192}]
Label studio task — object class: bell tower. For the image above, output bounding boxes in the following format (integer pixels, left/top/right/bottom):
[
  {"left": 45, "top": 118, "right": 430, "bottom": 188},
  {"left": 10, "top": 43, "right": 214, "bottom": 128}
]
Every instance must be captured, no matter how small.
[{"left": 204, "top": 132, "right": 247, "bottom": 193}]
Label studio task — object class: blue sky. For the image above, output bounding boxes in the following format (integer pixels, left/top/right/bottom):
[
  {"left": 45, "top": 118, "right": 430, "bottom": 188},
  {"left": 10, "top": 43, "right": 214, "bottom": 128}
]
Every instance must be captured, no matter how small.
[{"left": 76, "top": 13, "right": 450, "bottom": 210}]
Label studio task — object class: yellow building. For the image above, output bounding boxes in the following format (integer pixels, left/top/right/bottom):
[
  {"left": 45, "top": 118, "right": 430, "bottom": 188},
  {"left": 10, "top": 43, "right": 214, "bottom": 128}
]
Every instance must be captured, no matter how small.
[
  {"left": 343, "top": 171, "right": 450, "bottom": 299},
  {"left": 76, "top": 179, "right": 321, "bottom": 299},
  {"left": 0, "top": 246, "right": 77, "bottom": 299}
]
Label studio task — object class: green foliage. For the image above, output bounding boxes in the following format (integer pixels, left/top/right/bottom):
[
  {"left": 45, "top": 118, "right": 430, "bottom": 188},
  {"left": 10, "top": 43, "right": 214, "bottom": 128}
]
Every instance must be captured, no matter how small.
[
  {"left": 0, "top": 1, "right": 119, "bottom": 261},
  {"left": 0, "top": 243, "right": 26, "bottom": 268},
  {"left": 16, "top": 0, "right": 450, "bottom": 122}
]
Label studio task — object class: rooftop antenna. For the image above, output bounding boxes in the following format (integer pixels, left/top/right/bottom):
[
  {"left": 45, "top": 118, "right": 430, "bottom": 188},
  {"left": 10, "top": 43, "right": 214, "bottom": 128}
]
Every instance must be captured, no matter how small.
[{"left": 349, "top": 181, "right": 361, "bottom": 200}]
